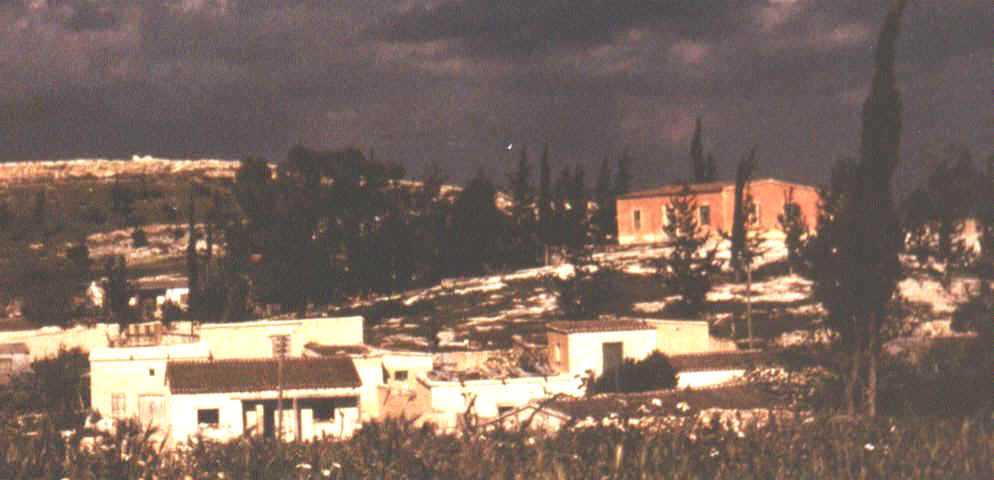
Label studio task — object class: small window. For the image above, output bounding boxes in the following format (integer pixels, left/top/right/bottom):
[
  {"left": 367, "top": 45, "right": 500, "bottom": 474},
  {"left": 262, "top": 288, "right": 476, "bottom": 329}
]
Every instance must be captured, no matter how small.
[
  {"left": 270, "top": 335, "right": 291, "bottom": 357},
  {"left": 309, "top": 397, "right": 359, "bottom": 422},
  {"left": 750, "top": 203, "right": 761, "bottom": 225},
  {"left": 197, "top": 408, "right": 220, "bottom": 427},
  {"left": 632, "top": 209, "right": 642, "bottom": 231},
  {"left": 699, "top": 205, "right": 711, "bottom": 226},
  {"left": 393, "top": 370, "right": 409, "bottom": 381},
  {"left": 111, "top": 393, "right": 126, "bottom": 418},
  {"left": 148, "top": 368, "right": 155, "bottom": 377}
]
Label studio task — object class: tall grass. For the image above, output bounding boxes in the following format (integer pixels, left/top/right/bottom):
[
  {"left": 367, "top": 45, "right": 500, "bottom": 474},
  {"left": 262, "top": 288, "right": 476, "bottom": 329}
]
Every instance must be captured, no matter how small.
[{"left": 0, "top": 414, "right": 988, "bottom": 479}]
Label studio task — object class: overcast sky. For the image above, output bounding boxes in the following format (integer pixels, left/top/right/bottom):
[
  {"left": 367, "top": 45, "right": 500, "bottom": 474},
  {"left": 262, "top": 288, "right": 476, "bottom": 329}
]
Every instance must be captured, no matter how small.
[{"left": 0, "top": 0, "right": 989, "bottom": 188}]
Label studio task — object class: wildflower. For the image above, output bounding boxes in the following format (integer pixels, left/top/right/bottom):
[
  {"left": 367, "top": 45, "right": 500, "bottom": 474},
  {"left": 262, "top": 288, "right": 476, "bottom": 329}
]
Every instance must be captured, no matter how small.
[
  {"left": 709, "top": 448, "right": 719, "bottom": 458},
  {"left": 526, "top": 437, "right": 536, "bottom": 446},
  {"left": 864, "top": 443, "right": 875, "bottom": 452},
  {"left": 676, "top": 401, "right": 691, "bottom": 413},
  {"left": 297, "top": 463, "right": 312, "bottom": 470},
  {"left": 651, "top": 398, "right": 662, "bottom": 407},
  {"left": 332, "top": 462, "right": 342, "bottom": 469},
  {"left": 322, "top": 469, "right": 332, "bottom": 477}
]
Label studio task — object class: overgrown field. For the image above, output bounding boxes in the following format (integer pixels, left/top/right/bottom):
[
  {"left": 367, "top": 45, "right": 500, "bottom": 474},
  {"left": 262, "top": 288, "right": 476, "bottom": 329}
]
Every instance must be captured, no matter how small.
[{"left": 0, "top": 414, "right": 989, "bottom": 479}]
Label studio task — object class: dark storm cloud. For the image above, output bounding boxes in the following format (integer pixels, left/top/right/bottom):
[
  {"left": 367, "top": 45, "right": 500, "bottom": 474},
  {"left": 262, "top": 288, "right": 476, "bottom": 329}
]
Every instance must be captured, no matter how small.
[
  {"left": 0, "top": 0, "right": 990, "bottom": 188},
  {"left": 377, "top": 0, "right": 744, "bottom": 58}
]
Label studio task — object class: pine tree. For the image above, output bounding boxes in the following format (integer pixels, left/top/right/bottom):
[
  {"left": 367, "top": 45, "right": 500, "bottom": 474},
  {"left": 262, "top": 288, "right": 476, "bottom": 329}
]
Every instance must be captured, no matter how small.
[
  {"left": 654, "top": 186, "right": 722, "bottom": 316},
  {"left": 703, "top": 152, "right": 718, "bottom": 182},
  {"left": 568, "top": 165, "right": 588, "bottom": 248},
  {"left": 507, "top": 146, "right": 537, "bottom": 265},
  {"left": 447, "top": 171, "right": 508, "bottom": 276},
  {"left": 778, "top": 187, "right": 808, "bottom": 274}
]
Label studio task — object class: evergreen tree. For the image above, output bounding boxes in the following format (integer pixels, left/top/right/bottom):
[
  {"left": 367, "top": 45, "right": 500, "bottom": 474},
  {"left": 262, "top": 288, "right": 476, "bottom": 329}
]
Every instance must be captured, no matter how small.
[
  {"left": 185, "top": 186, "right": 200, "bottom": 320},
  {"left": 729, "top": 148, "right": 759, "bottom": 280},
  {"left": 592, "top": 155, "right": 616, "bottom": 242},
  {"left": 102, "top": 255, "right": 135, "bottom": 330},
  {"left": 689, "top": 117, "right": 705, "bottom": 182},
  {"left": 808, "top": 0, "right": 908, "bottom": 417},
  {"left": 537, "top": 144, "right": 553, "bottom": 248},
  {"left": 447, "top": 172, "right": 508, "bottom": 276},
  {"left": 614, "top": 148, "right": 633, "bottom": 196},
  {"left": 507, "top": 146, "right": 538, "bottom": 266},
  {"left": 778, "top": 187, "right": 808, "bottom": 275},
  {"left": 31, "top": 190, "right": 46, "bottom": 234},
  {"left": 703, "top": 152, "right": 718, "bottom": 182},
  {"left": 568, "top": 165, "right": 588, "bottom": 248},
  {"left": 551, "top": 248, "right": 616, "bottom": 320},
  {"left": 10, "top": 248, "right": 83, "bottom": 327},
  {"left": 654, "top": 186, "right": 722, "bottom": 316},
  {"left": 110, "top": 177, "right": 134, "bottom": 220}
]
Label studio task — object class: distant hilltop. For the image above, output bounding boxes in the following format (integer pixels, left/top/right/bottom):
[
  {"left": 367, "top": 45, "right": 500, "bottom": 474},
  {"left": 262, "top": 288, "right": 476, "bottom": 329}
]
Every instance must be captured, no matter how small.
[{"left": 0, "top": 156, "right": 244, "bottom": 185}]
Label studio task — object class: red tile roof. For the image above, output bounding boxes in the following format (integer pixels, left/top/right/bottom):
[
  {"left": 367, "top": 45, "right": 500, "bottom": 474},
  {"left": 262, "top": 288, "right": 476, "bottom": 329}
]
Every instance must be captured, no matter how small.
[
  {"left": 618, "top": 181, "right": 732, "bottom": 199},
  {"left": 547, "top": 320, "right": 655, "bottom": 334},
  {"left": 167, "top": 356, "right": 361, "bottom": 394}
]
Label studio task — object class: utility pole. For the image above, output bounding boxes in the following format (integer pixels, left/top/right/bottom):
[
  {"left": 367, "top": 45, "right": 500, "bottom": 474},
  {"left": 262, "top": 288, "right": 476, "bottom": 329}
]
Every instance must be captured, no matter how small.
[
  {"left": 271, "top": 334, "right": 289, "bottom": 441},
  {"left": 746, "top": 264, "right": 753, "bottom": 349}
]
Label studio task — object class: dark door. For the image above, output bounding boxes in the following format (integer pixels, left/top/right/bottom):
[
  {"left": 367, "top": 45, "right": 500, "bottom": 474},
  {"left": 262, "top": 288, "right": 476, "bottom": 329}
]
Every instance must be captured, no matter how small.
[{"left": 602, "top": 342, "right": 623, "bottom": 374}]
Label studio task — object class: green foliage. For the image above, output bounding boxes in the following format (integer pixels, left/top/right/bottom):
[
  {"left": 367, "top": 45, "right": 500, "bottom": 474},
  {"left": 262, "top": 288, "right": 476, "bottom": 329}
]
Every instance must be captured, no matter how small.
[
  {"left": 778, "top": 187, "right": 808, "bottom": 274},
  {"left": 8, "top": 248, "right": 86, "bottom": 327},
  {"left": 130, "top": 227, "right": 148, "bottom": 248},
  {"left": 550, "top": 249, "right": 618, "bottom": 320},
  {"left": 0, "top": 414, "right": 987, "bottom": 479},
  {"left": 588, "top": 351, "right": 678, "bottom": 395},
  {"left": 102, "top": 255, "right": 136, "bottom": 328},
  {"left": 0, "top": 348, "right": 90, "bottom": 428},
  {"left": 654, "top": 186, "right": 722, "bottom": 316}
]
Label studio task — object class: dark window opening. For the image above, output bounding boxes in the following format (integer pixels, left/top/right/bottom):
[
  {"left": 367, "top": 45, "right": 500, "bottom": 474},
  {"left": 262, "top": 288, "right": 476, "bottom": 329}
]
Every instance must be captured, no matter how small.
[
  {"left": 633, "top": 210, "right": 642, "bottom": 231},
  {"left": 149, "top": 368, "right": 155, "bottom": 376},
  {"left": 303, "top": 397, "right": 359, "bottom": 422},
  {"left": 699, "top": 205, "right": 711, "bottom": 226},
  {"left": 394, "top": 370, "right": 409, "bottom": 381},
  {"left": 197, "top": 408, "right": 219, "bottom": 427}
]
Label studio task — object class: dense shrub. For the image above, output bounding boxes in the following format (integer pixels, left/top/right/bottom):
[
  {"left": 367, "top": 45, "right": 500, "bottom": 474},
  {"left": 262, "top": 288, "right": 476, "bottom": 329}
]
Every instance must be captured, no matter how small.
[
  {"left": 588, "top": 351, "right": 678, "bottom": 395},
  {"left": 0, "top": 415, "right": 988, "bottom": 479}
]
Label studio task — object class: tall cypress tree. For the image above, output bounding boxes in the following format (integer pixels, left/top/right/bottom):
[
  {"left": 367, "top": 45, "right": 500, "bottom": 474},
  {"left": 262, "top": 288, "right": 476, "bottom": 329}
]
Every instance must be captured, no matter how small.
[
  {"left": 537, "top": 144, "right": 553, "bottom": 247},
  {"left": 186, "top": 185, "right": 200, "bottom": 321},
  {"left": 729, "top": 148, "right": 758, "bottom": 280},
  {"left": 809, "top": 0, "right": 908, "bottom": 417},
  {"left": 614, "top": 148, "right": 632, "bottom": 196},
  {"left": 592, "top": 155, "right": 616, "bottom": 242},
  {"left": 689, "top": 117, "right": 704, "bottom": 182}
]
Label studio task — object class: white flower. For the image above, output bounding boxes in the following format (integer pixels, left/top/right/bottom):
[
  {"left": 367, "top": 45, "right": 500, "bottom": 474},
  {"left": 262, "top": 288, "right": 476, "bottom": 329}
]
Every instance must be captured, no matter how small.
[
  {"left": 864, "top": 443, "right": 875, "bottom": 451},
  {"left": 709, "top": 448, "right": 719, "bottom": 458},
  {"left": 676, "top": 401, "right": 691, "bottom": 413},
  {"left": 651, "top": 398, "right": 662, "bottom": 407},
  {"left": 297, "top": 463, "right": 312, "bottom": 470},
  {"left": 322, "top": 469, "right": 332, "bottom": 477}
]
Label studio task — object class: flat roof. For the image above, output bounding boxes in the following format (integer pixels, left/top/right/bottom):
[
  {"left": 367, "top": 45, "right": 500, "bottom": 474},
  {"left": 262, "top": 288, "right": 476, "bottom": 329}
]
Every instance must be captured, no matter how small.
[
  {"left": 668, "top": 350, "right": 779, "bottom": 372},
  {"left": 167, "top": 356, "right": 361, "bottom": 394},
  {"left": 547, "top": 320, "right": 655, "bottom": 334}
]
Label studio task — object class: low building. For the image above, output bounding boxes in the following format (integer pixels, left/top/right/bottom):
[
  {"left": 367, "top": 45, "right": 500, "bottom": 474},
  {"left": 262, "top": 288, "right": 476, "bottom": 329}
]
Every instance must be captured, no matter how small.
[
  {"left": 166, "top": 356, "right": 363, "bottom": 442},
  {"left": 0, "top": 343, "right": 30, "bottom": 384},
  {"left": 546, "top": 320, "right": 658, "bottom": 378},
  {"left": 669, "top": 350, "right": 780, "bottom": 389},
  {"left": 616, "top": 178, "right": 820, "bottom": 245}
]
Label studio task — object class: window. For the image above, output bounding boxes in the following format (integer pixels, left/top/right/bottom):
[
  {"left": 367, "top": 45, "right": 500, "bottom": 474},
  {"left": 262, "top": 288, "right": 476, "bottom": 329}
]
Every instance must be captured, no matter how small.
[
  {"left": 138, "top": 395, "right": 162, "bottom": 423},
  {"left": 148, "top": 368, "right": 155, "bottom": 377},
  {"left": 393, "top": 370, "right": 409, "bottom": 382},
  {"left": 750, "top": 202, "right": 761, "bottom": 225},
  {"left": 111, "top": 393, "right": 126, "bottom": 418},
  {"left": 0, "top": 358, "right": 12, "bottom": 374},
  {"left": 270, "top": 335, "right": 290, "bottom": 357},
  {"left": 307, "top": 397, "right": 358, "bottom": 422},
  {"left": 197, "top": 408, "right": 220, "bottom": 427},
  {"left": 553, "top": 343, "right": 561, "bottom": 363},
  {"left": 632, "top": 209, "right": 642, "bottom": 231},
  {"left": 699, "top": 205, "right": 711, "bottom": 226}
]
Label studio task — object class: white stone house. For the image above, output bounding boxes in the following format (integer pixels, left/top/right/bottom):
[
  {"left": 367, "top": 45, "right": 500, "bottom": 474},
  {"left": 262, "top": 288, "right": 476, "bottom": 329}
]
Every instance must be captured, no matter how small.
[
  {"left": 0, "top": 342, "right": 31, "bottom": 385},
  {"left": 546, "top": 320, "right": 658, "bottom": 378},
  {"left": 166, "top": 356, "right": 363, "bottom": 442}
]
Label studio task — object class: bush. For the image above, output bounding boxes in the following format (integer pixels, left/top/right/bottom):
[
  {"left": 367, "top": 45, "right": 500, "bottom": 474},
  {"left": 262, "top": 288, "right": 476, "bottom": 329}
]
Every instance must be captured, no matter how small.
[
  {"left": 131, "top": 227, "right": 148, "bottom": 248},
  {"left": 588, "top": 351, "right": 678, "bottom": 395}
]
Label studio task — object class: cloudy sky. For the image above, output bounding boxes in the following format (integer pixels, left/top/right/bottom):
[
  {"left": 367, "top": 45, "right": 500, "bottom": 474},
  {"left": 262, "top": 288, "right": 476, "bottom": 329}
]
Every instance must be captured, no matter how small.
[{"left": 0, "top": 0, "right": 989, "bottom": 188}]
